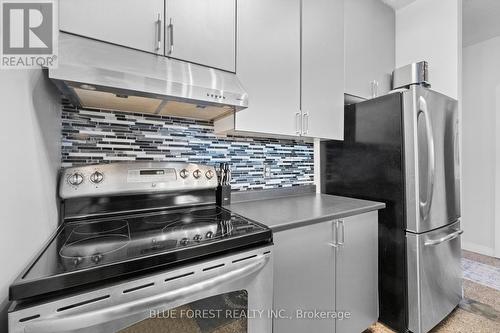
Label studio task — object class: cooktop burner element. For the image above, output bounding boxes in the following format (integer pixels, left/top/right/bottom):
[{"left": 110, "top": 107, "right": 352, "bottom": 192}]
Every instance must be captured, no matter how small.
[
  {"left": 142, "top": 213, "right": 181, "bottom": 225},
  {"left": 59, "top": 220, "right": 131, "bottom": 267},
  {"left": 190, "top": 207, "right": 223, "bottom": 217},
  {"left": 59, "top": 234, "right": 131, "bottom": 265},
  {"left": 72, "top": 219, "right": 130, "bottom": 235},
  {"left": 9, "top": 162, "right": 272, "bottom": 301}
]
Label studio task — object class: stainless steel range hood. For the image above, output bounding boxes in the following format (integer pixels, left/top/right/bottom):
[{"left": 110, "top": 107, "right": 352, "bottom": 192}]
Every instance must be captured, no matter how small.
[{"left": 49, "top": 33, "right": 248, "bottom": 120}]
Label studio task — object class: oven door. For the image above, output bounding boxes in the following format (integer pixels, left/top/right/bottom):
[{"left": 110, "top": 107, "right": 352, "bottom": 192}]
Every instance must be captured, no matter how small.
[{"left": 9, "top": 246, "right": 273, "bottom": 333}]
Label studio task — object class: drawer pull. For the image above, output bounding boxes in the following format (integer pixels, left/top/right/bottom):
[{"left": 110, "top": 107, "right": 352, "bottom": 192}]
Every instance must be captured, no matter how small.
[{"left": 424, "top": 230, "right": 463, "bottom": 246}]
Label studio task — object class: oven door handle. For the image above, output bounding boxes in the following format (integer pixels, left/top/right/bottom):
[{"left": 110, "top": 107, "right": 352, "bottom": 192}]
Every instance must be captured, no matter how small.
[{"left": 23, "top": 255, "right": 270, "bottom": 333}]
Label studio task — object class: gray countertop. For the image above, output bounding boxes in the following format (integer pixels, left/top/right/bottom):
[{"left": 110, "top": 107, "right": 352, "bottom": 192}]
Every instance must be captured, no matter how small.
[{"left": 228, "top": 193, "right": 385, "bottom": 232}]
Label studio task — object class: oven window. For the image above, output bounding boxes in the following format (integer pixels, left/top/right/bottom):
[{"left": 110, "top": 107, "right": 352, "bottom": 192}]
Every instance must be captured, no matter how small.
[{"left": 118, "top": 290, "right": 248, "bottom": 333}]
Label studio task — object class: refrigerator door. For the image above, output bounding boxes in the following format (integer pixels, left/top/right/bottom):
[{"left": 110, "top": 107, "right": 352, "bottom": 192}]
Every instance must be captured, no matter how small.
[
  {"left": 407, "top": 221, "right": 463, "bottom": 333},
  {"left": 403, "top": 86, "right": 461, "bottom": 233}
]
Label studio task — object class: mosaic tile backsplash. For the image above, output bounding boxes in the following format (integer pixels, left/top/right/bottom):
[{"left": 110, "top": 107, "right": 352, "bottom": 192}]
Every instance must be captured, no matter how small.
[{"left": 61, "top": 100, "right": 314, "bottom": 191}]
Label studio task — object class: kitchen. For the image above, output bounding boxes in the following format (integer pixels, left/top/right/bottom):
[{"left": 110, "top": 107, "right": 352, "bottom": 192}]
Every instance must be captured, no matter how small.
[{"left": 0, "top": 0, "right": 499, "bottom": 333}]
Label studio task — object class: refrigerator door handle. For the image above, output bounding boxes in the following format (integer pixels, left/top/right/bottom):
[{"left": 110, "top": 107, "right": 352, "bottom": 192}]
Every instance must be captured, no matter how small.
[
  {"left": 424, "top": 229, "right": 463, "bottom": 246},
  {"left": 454, "top": 119, "right": 461, "bottom": 172},
  {"left": 418, "top": 96, "right": 436, "bottom": 220}
]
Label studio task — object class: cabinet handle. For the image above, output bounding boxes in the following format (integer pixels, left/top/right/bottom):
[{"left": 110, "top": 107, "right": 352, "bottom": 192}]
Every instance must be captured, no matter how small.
[
  {"left": 371, "top": 80, "right": 379, "bottom": 98},
  {"left": 155, "top": 13, "right": 162, "bottom": 52},
  {"left": 338, "top": 219, "right": 345, "bottom": 246},
  {"left": 295, "top": 112, "right": 301, "bottom": 135},
  {"left": 302, "top": 112, "right": 309, "bottom": 135},
  {"left": 167, "top": 18, "right": 174, "bottom": 55},
  {"left": 328, "top": 221, "right": 339, "bottom": 248}
]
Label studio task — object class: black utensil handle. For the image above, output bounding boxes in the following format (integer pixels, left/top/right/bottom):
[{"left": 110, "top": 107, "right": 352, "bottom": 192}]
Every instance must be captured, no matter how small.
[{"left": 216, "top": 185, "right": 231, "bottom": 206}]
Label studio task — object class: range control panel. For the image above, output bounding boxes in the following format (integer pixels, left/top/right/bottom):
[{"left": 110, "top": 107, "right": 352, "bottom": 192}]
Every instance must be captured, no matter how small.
[{"left": 60, "top": 162, "right": 218, "bottom": 199}]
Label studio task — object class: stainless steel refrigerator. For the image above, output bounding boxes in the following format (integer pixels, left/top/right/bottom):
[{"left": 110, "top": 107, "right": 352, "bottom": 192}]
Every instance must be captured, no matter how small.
[{"left": 321, "top": 85, "right": 462, "bottom": 333}]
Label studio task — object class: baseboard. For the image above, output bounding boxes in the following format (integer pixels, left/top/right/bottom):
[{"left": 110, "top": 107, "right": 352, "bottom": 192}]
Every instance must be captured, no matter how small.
[{"left": 462, "top": 241, "right": 495, "bottom": 257}]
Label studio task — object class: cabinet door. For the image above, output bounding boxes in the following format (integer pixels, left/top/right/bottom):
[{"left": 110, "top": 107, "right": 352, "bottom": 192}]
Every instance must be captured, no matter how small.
[
  {"left": 273, "top": 222, "right": 336, "bottom": 333},
  {"left": 165, "top": 0, "right": 236, "bottom": 71},
  {"left": 345, "top": 0, "right": 395, "bottom": 99},
  {"left": 302, "top": 0, "right": 344, "bottom": 140},
  {"left": 225, "top": 0, "right": 301, "bottom": 137},
  {"left": 59, "top": 0, "right": 164, "bottom": 54},
  {"left": 336, "top": 212, "right": 379, "bottom": 333}
]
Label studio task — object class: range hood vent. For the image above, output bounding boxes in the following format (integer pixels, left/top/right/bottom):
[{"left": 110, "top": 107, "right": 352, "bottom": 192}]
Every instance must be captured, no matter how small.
[{"left": 49, "top": 33, "right": 248, "bottom": 120}]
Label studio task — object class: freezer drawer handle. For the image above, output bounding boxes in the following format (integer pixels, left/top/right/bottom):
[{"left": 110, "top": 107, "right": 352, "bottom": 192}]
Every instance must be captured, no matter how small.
[{"left": 424, "top": 229, "right": 463, "bottom": 246}]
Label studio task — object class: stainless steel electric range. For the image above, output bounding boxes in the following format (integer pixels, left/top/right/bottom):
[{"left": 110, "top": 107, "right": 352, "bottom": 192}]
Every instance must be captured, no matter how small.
[{"left": 9, "top": 162, "right": 273, "bottom": 333}]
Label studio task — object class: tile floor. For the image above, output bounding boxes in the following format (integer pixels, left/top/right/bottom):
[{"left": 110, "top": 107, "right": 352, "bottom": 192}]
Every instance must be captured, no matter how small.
[{"left": 365, "top": 250, "right": 500, "bottom": 333}]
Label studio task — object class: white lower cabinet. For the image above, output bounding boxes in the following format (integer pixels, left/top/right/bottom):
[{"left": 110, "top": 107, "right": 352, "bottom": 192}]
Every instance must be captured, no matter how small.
[
  {"left": 336, "top": 212, "right": 379, "bottom": 333},
  {"left": 273, "top": 211, "right": 379, "bottom": 333},
  {"left": 273, "top": 220, "right": 336, "bottom": 332}
]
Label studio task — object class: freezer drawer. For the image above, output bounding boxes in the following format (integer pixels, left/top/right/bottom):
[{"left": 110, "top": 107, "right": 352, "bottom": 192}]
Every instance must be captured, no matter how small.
[{"left": 406, "top": 221, "right": 462, "bottom": 333}]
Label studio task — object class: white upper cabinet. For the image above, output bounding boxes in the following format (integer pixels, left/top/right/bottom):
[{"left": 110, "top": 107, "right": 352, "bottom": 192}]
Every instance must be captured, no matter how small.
[
  {"left": 302, "top": 0, "right": 344, "bottom": 140},
  {"left": 345, "top": 0, "right": 395, "bottom": 99},
  {"left": 60, "top": 0, "right": 165, "bottom": 54},
  {"left": 165, "top": 0, "right": 236, "bottom": 72},
  {"left": 59, "top": 0, "right": 350, "bottom": 139},
  {"left": 215, "top": 0, "right": 301, "bottom": 137},
  {"left": 215, "top": 0, "right": 344, "bottom": 140},
  {"left": 60, "top": 0, "right": 236, "bottom": 71}
]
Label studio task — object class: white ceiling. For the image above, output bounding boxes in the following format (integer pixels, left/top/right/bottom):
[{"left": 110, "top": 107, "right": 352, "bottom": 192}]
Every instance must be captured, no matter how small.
[
  {"left": 463, "top": 0, "right": 500, "bottom": 47},
  {"left": 381, "top": 0, "right": 416, "bottom": 10}
]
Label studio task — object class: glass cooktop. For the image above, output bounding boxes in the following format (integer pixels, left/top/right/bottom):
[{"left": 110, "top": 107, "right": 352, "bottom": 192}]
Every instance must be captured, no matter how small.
[{"left": 11, "top": 206, "right": 271, "bottom": 301}]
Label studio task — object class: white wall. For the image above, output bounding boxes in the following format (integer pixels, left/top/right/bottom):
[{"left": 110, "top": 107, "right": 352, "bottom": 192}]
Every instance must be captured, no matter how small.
[
  {"left": 496, "top": 87, "right": 500, "bottom": 257},
  {"left": 395, "top": 0, "right": 462, "bottom": 100},
  {"left": 0, "top": 70, "right": 61, "bottom": 330},
  {"left": 462, "top": 36, "right": 500, "bottom": 256}
]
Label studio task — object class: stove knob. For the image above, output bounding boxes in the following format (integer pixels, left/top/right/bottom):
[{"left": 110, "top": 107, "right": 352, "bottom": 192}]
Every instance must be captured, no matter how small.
[
  {"left": 205, "top": 170, "right": 214, "bottom": 179},
  {"left": 90, "top": 171, "right": 104, "bottom": 184},
  {"left": 91, "top": 254, "right": 102, "bottom": 264},
  {"left": 180, "top": 238, "right": 189, "bottom": 246},
  {"left": 68, "top": 173, "right": 84, "bottom": 186},
  {"left": 193, "top": 169, "right": 202, "bottom": 179},
  {"left": 193, "top": 234, "right": 202, "bottom": 242},
  {"left": 151, "top": 238, "right": 160, "bottom": 249},
  {"left": 73, "top": 257, "right": 83, "bottom": 266},
  {"left": 179, "top": 169, "right": 189, "bottom": 179},
  {"left": 205, "top": 231, "right": 214, "bottom": 239}
]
